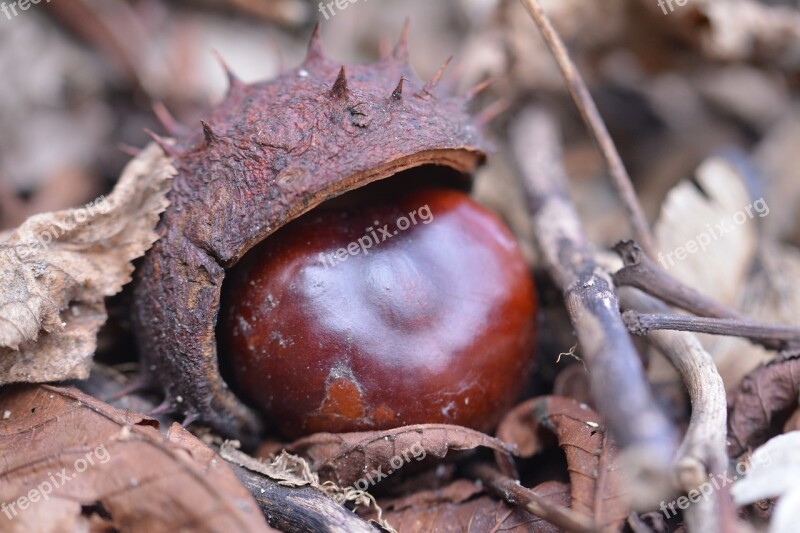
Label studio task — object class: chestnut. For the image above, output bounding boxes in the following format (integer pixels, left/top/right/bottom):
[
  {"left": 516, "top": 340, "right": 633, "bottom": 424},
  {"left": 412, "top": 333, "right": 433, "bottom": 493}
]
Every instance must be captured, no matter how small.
[{"left": 220, "top": 187, "right": 536, "bottom": 438}]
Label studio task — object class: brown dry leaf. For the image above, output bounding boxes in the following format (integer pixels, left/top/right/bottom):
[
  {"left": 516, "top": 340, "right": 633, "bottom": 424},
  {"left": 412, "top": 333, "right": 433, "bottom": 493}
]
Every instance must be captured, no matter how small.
[
  {"left": 372, "top": 479, "right": 569, "bottom": 533},
  {"left": 284, "top": 424, "right": 516, "bottom": 487},
  {"left": 496, "top": 396, "right": 629, "bottom": 531},
  {"left": 727, "top": 355, "right": 800, "bottom": 458},
  {"left": 0, "top": 384, "right": 273, "bottom": 532},
  {"left": 379, "top": 479, "right": 485, "bottom": 511},
  {"left": 0, "top": 144, "right": 173, "bottom": 385}
]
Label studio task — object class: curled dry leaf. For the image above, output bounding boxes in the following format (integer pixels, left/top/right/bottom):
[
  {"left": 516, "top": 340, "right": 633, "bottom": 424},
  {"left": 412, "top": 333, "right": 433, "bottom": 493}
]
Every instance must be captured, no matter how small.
[
  {"left": 652, "top": 156, "right": 777, "bottom": 392},
  {"left": 372, "top": 479, "right": 569, "bottom": 533},
  {"left": 728, "top": 355, "right": 800, "bottom": 458},
  {"left": 284, "top": 424, "right": 516, "bottom": 487},
  {"left": 496, "top": 396, "right": 629, "bottom": 531},
  {"left": 731, "top": 431, "right": 800, "bottom": 533},
  {"left": 0, "top": 144, "right": 173, "bottom": 385},
  {"left": 0, "top": 385, "right": 272, "bottom": 532},
  {"left": 653, "top": 157, "right": 757, "bottom": 308}
]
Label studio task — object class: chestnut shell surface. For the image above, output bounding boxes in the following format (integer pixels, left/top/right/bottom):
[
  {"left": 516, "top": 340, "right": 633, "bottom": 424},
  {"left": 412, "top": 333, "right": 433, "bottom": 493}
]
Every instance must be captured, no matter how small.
[
  {"left": 221, "top": 188, "right": 536, "bottom": 438},
  {"left": 131, "top": 25, "right": 490, "bottom": 441}
]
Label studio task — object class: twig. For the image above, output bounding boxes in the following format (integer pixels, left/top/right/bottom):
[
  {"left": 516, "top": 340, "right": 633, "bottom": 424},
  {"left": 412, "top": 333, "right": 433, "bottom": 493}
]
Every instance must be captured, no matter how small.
[
  {"left": 467, "top": 463, "right": 594, "bottom": 533},
  {"left": 518, "top": 0, "right": 656, "bottom": 257},
  {"left": 512, "top": 108, "right": 677, "bottom": 478},
  {"left": 229, "top": 462, "right": 377, "bottom": 533},
  {"left": 618, "top": 288, "right": 732, "bottom": 533},
  {"left": 613, "top": 241, "right": 745, "bottom": 320},
  {"left": 623, "top": 311, "right": 800, "bottom": 351}
]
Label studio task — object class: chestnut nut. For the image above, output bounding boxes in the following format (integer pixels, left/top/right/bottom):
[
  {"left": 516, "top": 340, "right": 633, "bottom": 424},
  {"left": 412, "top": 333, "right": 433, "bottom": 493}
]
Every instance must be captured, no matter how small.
[{"left": 221, "top": 187, "right": 537, "bottom": 438}]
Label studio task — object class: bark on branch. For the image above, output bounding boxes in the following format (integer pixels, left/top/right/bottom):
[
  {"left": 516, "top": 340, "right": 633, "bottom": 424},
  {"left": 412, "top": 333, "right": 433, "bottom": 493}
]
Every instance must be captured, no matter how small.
[
  {"left": 623, "top": 310, "right": 800, "bottom": 352},
  {"left": 613, "top": 240, "right": 745, "bottom": 320},
  {"left": 512, "top": 107, "right": 677, "bottom": 492}
]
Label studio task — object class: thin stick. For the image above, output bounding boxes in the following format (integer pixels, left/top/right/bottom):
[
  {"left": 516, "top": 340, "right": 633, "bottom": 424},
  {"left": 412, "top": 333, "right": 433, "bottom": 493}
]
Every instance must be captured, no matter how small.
[
  {"left": 623, "top": 311, "right": 800, "bottom": 351},
  {"left": 518, "top": 0, "right": 656, "bottom": 257},
  {"left": 514, "top": 107, "right": 676, "bottom": 472},
  {"left": 468, "top": 463, "right": 594, "bottom": 533},
  {"left": 613, "top": 241, "right": 745, "bottom": 320},
  {"left": 618, "top": 288, "right": 731, "bottom": 533}
]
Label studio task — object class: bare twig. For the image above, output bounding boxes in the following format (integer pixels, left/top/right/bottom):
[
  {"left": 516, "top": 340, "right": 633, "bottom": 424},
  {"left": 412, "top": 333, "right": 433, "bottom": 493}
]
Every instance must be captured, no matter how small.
[
  {"left": 513, "top": 108, "right": 677, "bottom": 492},
  {"left": 613, "top": 241, "right": 745, "bottom": 320},
  {"left": 618, "top": 288, "right": 732, "bottom": 533},
  {"left": 623, "top": 311, "right": 800, "bottom": 351},
  {"left": 518, "top": 0, "right": 656, "bottom": 256},
  {"left": 467, "top": 463, "right": 594, "bottom": 533},
  {"left": 229, "top": 462, "right": 377, "bottom": 533}
]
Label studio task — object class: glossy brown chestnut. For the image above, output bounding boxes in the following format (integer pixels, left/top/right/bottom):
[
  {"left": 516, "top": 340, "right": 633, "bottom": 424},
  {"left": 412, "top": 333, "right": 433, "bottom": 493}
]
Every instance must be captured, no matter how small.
[{"left": 220, "top": 187, "right": 536, "bottom": 438}]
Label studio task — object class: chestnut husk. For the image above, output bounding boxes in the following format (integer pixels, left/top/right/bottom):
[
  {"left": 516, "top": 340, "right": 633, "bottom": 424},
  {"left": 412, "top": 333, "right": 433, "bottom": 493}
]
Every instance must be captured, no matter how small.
[{"left": 131, "top": 24, "right": 489, "bottom": 443}]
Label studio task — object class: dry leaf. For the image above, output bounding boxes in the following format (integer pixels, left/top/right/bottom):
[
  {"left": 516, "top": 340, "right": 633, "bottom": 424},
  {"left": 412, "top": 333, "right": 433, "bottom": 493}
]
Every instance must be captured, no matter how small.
[
  {"left": 0, "top": 384, "right": 272, "bottom": 532},
  {"left": 728, "top": 355, "right": 800, "bottom": 458},
  {"left": 708, "top": 243, "right": 800, "bottom": 394},
  {"left": 0, "top": 144, "right": 173, "bottom": 385},
  {"left": 284, "top": 424, "right": 516, "bottom": 487},
  {"left": 652, "top": 156, "right": 776, "bottom": 392},
  {"left": 496, "top": 396, "right": 629, "bottom": 530},
  {"left": 731, "top": 431, "right": 800, "bottom": 533},
  {"left": 373, "top": 479, "right": 569, "bottom": 533},
  {"left": 379, "top": 479, "right": 485, "bottom": 511},
  {"left": 653, "top": 157, "right": 758, "bottom": 306}
]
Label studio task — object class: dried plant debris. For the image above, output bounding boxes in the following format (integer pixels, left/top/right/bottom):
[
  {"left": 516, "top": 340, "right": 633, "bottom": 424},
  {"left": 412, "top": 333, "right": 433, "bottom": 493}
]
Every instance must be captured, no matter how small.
[
  {"left": 497, "top": 396, "right": 629, "bottom": 530},
  {"left": 708, "top": 243, "right": 800, "bottom": 393},
  {"left": 0, "top": 385, "right": 271, "bottom": 532},
  {"left": 283, "top": 424, "right": 516, "bottom": 487},
  {"left": 728, "top": 355, "right": 800, "bottom": 458},
  {"left": 0, "top": 145, "right": 173, "bottom": 385},
  {"left": 653, "top": 157, "right": 759, "bottom": 308},
  {"left": 371, "top": 479, "right": 570, "bottom": 533},
  {"left": 694, "top": 0, "right": 800, "bottom": 70},
  {"left": 4, "top": 0, "right": 800, "bottom": 531},
  {"left": 731, "top": 431, "right": 800, "bottom": 533},
  {"left": 650, "top": 156, "right": 795, "bottom": 392}
]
